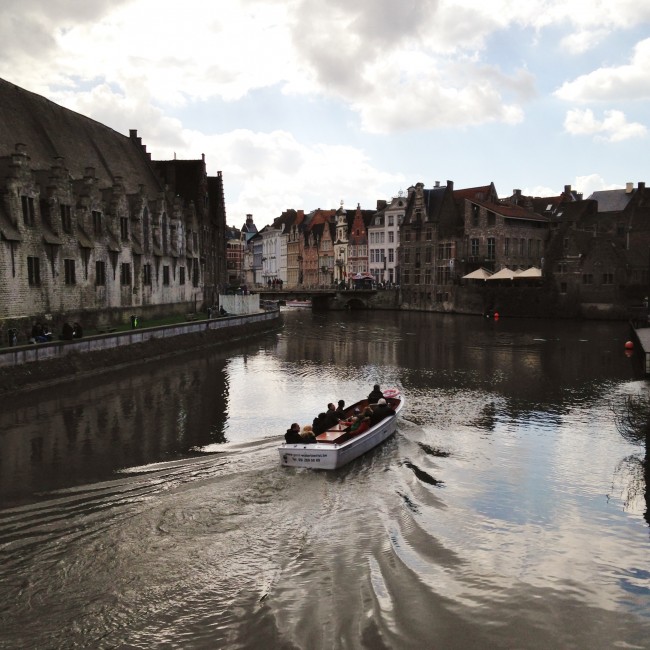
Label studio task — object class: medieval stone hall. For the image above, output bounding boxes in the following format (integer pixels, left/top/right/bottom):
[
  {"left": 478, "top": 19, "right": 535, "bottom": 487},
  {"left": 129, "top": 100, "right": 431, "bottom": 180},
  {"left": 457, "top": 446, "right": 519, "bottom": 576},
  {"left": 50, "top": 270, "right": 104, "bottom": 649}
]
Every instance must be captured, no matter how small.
[{"left": 0, "top": 78, "right": 227, "bottom": 335}]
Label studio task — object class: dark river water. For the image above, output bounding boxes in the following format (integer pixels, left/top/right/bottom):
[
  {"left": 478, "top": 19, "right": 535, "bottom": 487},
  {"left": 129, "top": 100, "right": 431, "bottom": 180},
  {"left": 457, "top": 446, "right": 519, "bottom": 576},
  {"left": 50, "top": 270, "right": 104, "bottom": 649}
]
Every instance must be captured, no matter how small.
[{"left": 1, "top": 309, "right": 649, "bottom": 649}]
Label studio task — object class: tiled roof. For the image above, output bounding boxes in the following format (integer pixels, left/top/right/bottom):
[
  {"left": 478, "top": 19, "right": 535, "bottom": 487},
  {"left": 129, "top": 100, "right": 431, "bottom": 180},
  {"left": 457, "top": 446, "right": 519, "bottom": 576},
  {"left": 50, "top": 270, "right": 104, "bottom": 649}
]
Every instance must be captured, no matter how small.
[
  {"left": 587, "top": 189, "right": 634, "bottom": 212},
  {"left": 0, "top": 77, "right": 163, "bottom": 196}
]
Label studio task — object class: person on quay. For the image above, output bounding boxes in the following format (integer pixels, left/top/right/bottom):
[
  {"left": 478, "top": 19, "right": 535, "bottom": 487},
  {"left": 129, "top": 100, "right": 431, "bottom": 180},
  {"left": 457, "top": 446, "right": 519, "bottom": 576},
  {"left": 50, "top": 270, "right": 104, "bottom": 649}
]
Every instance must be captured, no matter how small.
[
  {"left": 367, "top": 384, "right": 384, "bottom": 402},
  {"left": 285, "top": 422, "right": 303, "bottom": 444}
]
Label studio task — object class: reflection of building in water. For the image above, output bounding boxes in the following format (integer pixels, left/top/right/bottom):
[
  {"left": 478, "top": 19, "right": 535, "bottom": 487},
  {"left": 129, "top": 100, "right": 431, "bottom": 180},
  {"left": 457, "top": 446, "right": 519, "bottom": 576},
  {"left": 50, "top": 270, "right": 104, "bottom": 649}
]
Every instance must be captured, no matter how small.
[{"left": 0, "top": 352, "right": 229, "bottom": 507}]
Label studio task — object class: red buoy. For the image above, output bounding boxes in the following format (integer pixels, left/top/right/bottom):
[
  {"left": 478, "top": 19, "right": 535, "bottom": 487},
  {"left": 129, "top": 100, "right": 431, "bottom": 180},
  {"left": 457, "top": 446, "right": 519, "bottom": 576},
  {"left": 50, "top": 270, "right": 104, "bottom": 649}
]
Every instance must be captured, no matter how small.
[
  {"left": 493, "top": 312, "right": 499, "bottom": 320},
  {"left": 625, "top": 341, "right": 634, "bottom": 350}
]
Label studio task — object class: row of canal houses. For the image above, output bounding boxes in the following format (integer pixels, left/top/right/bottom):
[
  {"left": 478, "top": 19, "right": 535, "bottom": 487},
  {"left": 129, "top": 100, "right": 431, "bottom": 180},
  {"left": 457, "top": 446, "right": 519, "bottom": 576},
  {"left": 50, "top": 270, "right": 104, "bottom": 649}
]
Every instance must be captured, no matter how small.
[{"left": 227, "top": 178, "right": 650, "bottom": 311}]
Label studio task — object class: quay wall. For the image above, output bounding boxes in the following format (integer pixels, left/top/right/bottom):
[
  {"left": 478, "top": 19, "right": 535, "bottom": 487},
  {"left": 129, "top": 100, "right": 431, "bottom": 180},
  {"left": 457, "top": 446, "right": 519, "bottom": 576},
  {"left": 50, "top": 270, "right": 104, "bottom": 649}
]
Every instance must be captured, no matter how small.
[{"left": 0, "top": 310, "right": 280, "bottom": 397}]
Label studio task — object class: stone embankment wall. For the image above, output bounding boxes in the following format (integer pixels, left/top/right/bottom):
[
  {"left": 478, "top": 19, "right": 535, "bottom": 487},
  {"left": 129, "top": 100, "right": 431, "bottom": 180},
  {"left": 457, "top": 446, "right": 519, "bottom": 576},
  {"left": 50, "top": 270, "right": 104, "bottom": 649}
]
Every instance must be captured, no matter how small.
[{"left": 0, "top": 311, "right": 280, "bottom": 397}]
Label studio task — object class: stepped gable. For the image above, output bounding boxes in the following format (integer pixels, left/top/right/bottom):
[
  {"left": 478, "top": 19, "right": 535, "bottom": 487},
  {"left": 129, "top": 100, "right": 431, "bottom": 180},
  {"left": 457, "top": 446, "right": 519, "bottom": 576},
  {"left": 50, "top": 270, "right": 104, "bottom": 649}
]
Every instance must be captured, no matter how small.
[{"left": 0, "top": 77, "right": 163, "bottom": 196}]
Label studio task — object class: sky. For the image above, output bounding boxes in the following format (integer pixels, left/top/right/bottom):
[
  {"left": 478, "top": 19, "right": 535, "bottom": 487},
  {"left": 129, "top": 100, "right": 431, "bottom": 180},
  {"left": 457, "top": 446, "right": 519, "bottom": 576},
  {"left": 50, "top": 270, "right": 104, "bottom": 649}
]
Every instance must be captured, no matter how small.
[{"left": 1, "top": 0, "right": 649, "bottom": 229}]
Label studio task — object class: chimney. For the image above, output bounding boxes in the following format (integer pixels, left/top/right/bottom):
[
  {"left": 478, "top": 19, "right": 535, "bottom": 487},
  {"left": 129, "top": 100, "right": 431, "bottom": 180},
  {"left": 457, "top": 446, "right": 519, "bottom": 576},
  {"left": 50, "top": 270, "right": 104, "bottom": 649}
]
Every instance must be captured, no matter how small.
[
  {"left": 626, "top": 182, "right": 633, "bottom": 193},
  {"left": 639, "top": 182, "right": 646, "bottom": 191},
  {"left": 564, "top": 184, "right": 571, "bottom": 194},
  {"left": 434, "top": 181, "right": 440, "bottom": 188},
  {"left": 446, "top": 180, "right": 453, "bottom": 191}
]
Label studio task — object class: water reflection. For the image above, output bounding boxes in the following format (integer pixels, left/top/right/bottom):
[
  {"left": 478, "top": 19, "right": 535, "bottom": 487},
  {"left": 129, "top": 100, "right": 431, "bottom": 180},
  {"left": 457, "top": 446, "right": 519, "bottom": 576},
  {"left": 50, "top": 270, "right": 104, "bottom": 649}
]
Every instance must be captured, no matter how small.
[{"left": 0, "top": 352, "right": 231, "bottom": 507}]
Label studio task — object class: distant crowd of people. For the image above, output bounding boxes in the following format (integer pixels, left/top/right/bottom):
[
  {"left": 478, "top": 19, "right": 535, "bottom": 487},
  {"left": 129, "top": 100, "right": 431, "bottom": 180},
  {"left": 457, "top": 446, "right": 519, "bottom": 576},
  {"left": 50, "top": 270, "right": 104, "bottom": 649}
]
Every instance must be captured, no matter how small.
[{"left": 284, "top": 384, "right": 396, "bottom": 445}]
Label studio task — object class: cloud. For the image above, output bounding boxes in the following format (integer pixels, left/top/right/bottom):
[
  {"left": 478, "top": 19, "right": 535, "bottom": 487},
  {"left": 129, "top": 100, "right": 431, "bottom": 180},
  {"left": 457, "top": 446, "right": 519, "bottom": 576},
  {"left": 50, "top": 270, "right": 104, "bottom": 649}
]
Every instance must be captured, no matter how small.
[
  {"left": 573, "top": 173, "right": 623, "bottom": 197},
  {"left": 158, "top": 127, "right": 404, "bottom": 224},
  {"left": 563, "top": 108, "right": 647, "bottom": 142},
  {"left": 555, "top": 38, "right": 650, "bottom": 102}
]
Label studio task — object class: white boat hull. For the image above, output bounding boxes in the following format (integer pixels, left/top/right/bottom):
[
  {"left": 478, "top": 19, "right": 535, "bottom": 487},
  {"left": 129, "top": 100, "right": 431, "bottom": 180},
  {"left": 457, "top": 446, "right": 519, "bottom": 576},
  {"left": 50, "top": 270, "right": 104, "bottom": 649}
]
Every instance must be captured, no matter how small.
[{"left": 278, "top": 394, "right": 403, "bottom": 470}]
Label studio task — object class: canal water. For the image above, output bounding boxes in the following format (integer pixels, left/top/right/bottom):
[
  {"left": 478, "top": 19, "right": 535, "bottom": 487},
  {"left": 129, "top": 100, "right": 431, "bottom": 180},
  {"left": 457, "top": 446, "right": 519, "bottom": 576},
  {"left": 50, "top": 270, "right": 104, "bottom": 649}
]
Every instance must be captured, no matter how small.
[{"left": 0, "top": 310, "right": 649, "bottom": 649}]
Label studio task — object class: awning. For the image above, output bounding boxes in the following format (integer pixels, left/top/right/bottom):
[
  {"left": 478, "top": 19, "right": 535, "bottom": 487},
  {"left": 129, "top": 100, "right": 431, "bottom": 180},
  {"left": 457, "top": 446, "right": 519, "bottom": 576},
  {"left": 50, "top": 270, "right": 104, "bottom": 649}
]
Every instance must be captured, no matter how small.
[
  {"left": 462, "top": 268, "right": 492, "bottom": 280},
  {"left": 77, "top": 226, "right": 94, "bottom": 249},
  {"left": 486, "top": 267, "right": 520, "bottom": 281},
  {"left": 515, "top": 266, "right": 542, "bottom": 278}
]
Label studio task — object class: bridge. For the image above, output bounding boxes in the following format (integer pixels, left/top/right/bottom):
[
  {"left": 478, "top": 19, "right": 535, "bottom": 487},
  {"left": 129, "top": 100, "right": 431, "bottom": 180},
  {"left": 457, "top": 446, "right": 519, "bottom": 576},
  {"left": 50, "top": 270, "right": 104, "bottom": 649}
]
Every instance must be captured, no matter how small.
[{"left": 255, "top": 288, "right": 398, "bottom": 310}]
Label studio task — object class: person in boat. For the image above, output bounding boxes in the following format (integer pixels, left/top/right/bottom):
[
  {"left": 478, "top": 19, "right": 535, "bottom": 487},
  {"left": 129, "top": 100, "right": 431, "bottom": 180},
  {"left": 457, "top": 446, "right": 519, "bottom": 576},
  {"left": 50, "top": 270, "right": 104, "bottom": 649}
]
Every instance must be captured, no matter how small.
[
  {"left": 300, "top": 424, "right": 317, "bottom": 443},
  {"left": 322, "top": 403, "right": 340, "bottom": 430},
  {"left": 369, "top": 398, "right": 395, "bottom": 426},
  {"left": 367, "top": 384, "right": 384, "bottom": 402},
  {"left": 312, "top": 412, "right": 329, "bottom": 435},
  {"left": 350, "top": 407, "right": 373, "bottom": 435},
  {"left": 285, "top": 423, "right": 303, "bottom": 444},
  {"left": 334, "top": 400, "right": 346, "bottom": 420}
]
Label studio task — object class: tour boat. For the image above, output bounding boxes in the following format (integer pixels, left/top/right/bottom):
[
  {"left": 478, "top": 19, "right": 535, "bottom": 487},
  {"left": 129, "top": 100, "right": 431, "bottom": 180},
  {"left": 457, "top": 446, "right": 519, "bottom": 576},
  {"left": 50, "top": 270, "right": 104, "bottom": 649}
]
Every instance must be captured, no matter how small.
[{"left": 278, "top": 388, "right": 403, "bottom": 470}]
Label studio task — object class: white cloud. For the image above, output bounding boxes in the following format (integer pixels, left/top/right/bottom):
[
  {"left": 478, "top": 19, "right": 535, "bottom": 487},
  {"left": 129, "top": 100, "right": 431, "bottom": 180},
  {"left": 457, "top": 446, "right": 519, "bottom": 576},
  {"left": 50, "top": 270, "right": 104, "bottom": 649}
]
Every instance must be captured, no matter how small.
[
  {"left": 555, "top": 38, "right": 650, "bottom": 102},
  {"left": 573, "top": 173, "right": 623, "bottom": 197},
  {"left": 170, "top": 128, "right": 404, "bottom": 225},
  {"left": 563, "top": 108, "right": 647, "bottom": 142}
]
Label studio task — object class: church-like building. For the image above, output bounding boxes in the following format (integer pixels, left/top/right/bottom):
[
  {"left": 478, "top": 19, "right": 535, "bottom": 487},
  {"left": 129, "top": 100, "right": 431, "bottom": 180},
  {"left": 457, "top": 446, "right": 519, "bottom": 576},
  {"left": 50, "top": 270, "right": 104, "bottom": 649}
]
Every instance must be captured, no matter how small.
[{"left": 0, "top": 78, "right": 227, "bottom": 337}]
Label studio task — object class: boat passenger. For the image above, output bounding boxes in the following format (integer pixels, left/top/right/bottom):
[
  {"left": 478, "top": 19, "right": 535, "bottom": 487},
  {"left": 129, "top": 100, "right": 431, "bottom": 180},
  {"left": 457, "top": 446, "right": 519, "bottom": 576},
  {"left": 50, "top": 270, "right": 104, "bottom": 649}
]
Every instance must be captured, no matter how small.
[
  {"left": 369, "top": 398, "right": 395, "bottom": 426},
  {"left": 312, "top": 412, "right": 329, "bottom": 435},
  {"left": 300, "top": 424, "right": 317, "bottom": 443},
  {"left": 367, "top": 384, "right": 384, "bottom": 403},
  {"left": 334, "top": 400, "right": 346, "bottom": 419},
  {"left": 322, "top": 403, "right": 340, "bottom": 430},
  {"left": 285, "top": 423, "right": 303, "bottom": 444}
]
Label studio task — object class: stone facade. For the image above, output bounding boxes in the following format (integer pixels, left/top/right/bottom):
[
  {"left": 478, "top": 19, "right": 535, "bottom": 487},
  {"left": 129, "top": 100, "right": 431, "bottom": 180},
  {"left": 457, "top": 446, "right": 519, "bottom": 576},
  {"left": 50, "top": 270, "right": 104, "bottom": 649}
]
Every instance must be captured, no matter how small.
[{"left": 0, "top": 79, "right": 227, "bottom": 339}]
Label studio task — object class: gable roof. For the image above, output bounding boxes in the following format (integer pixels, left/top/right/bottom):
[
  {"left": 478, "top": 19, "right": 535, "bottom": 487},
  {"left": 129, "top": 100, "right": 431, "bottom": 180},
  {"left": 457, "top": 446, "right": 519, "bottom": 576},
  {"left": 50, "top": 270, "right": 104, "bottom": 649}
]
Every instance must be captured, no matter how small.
[{"left": 0, "top": 78, "right": 163, "bottom": 196}]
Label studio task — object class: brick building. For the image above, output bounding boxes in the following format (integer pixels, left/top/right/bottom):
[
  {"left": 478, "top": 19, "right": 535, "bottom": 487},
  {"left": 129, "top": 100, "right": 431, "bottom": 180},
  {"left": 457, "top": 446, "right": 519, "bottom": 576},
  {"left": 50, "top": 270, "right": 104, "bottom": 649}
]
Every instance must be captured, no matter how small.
[{"left": 0, "top": 79, "right": 227, "bottom": 337}]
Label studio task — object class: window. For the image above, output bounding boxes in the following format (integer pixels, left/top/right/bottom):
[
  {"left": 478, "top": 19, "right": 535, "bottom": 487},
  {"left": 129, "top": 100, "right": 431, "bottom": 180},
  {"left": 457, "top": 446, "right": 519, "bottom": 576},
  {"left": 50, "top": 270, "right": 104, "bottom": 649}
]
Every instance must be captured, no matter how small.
[
  {"left": 470, "top": 238, "right": 479, "bottom": 257},
  {"left": 425, "top": 248, "right": 432, "bottom": 264},
  {"left": 95, "top": 260, "right": 106, "bottom": 286},
  {"left": 60, "top": 204, "right": 72, "bottom": 233},
  {"left": 120, "top": 263, "right": 131, "bottom": 286},
  {"left": 560, "top": 282, "right": 567, "bottom": 294},
  {"left": 582, "top": 273, "right": 593, "bottom": 285},
  {"left": 179, "top": 266, "right": 185, "bottom": 285},
  {"left": 21, "top": 196, "right": 35, "bottom": 226},
  {"left": 527, "top": 239, "right": 533, "bottom": 256},
  {"left": 388, "top": 216, "right": 394, "bottom": 226},
  {"left": 120, "top": 217, "right": 129, "bottom": 241},
  {"left": 426, "top": 229, "right": 432, "bottom": 241},
  {"left": 389, "top": 231, "right": 394, "bottom": 243},
  {"left": 504, "top": 238, "right": 510, "bottom": 256},
  {"left": 487, "top": 211, "right": 496, "bottom": 226},
  {"left": 163, "top": 265, "right": 170, "bottom": 285},
  {"left": 602, "top": 273, "right": 614, "bottom": 285},
  {"left": 388, "top": 248, "right": 394, "bottom": 263},
  {"left": 143, "top": 263, "right": 152, "bottom": 285},
  {"left": 404, "top": 231, "right": 411, "bottom": 242},
  {"left": 92, "top": 211, "right": 102, "bottom": 235},
  {"left": 520, "top": 238, "right": 525, "bottom": 256},
  {"left": 487, "top": 238, "right": 495, "bottom": 260},
  {"left": 64, "top": 259, "right": 76, "bottom": 285},
  {"left": 27, "top": 256, "right": 40, "bottom": 286},
  {"left": 404, "top": 249, "right": 411, "bottom": 264},
  {"left": 472, "top": 204, "right": 479, "bottom": 226},
  {"left": 617, "top": 223, "right": 625, "bottom": 237}
]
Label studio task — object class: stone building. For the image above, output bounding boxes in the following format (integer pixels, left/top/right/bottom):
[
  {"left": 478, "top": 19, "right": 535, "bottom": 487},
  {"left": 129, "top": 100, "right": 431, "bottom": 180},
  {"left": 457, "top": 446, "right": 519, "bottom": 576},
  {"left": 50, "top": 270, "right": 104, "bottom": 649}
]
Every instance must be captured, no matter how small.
[{"left": 0, "top": 79, "right": 227, "bottom": 338}]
